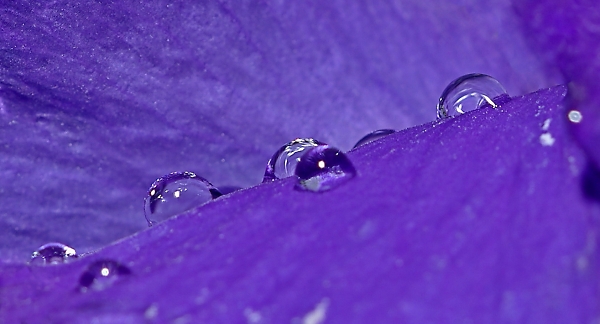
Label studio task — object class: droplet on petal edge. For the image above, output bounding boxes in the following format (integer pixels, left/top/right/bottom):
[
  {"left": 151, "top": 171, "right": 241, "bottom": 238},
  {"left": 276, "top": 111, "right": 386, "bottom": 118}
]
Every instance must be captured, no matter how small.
[
  {"left": 437, "top": 73, "right": 510, "bottom": 120},
  {"left": 30, "top": 242, "right": 78, "bottom": 265},
  {"left": 295, "top": 145, "right": 357, "bottom": 192},
  {"left": 78, "top": 259, "right": 131, "bottom": 292},
  {"left": 263, "top": 138, "right": 327, "bottom": 182},
  {"left": 144, "top": 171, "right": 222, "bottom": 227},
  {"left": 352, "top": 129, "right": 396, "bottom": 149}
]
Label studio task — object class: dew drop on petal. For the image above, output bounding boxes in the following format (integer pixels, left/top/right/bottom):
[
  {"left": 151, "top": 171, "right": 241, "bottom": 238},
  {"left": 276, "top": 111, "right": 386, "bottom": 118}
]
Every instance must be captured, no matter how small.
[
  {"left": 30, "top": 242, "right": 78, "bottom": 265},
  {"left": 437, "top": 73, "right": 510, "bottom": 119},
  {"left": 295, "top": 145, "right": 357, "bottom": 192},
  {"left": 144, "top": 171, "right": 222, "bottom": 226},
  {"left": 568, "top": 110, "right": 583, "bottom": 123},
  {"left": 263, "top": 138, "right": 326, "bottom": 182},
  {"left": 352, "top": 129, "right": 396, "bottom": 149},
  {"left": 78, "top": 259, "right": 131, "bottom": 292}
]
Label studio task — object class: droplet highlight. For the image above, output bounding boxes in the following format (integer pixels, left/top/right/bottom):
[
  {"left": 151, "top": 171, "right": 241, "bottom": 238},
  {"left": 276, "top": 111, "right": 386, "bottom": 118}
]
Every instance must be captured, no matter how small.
[
  {"left": 79, "top": 259, "right": 131, "bottom": 292},
  {"left": 30, "top": 242, "right": 78, "bottom": 265},
  {"left": 437, "top": 73, "right": 509, "bottom": 119},
  {"left": 568, "top": 110, "right": 583, "bottom": 123},
  {"left": 295, "top": 145, "right": 357, "bottom": 192},
  {"left": 353, "top": 129, "right": 395, "bottom": 149},
  {"left": 144, "top": 171, "right": 222, "bottom": 226},
  {"left": 263, "top": 138, "right": 326, "bottom": 182}
]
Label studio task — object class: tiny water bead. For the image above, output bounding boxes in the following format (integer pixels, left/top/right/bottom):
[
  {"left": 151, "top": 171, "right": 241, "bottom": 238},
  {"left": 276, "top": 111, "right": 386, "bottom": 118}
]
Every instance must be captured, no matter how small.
[
  {"left": 437, "top": 73, "right": 509, "bottom": 119},
  {"left": 295, "top": 145, "right": 357, "bottom": 192},
  {"left": 352, "top": 129, "right": 396, "bottom": 149},
  {"left": 30, "top": 242, "right": 77, "bottom": 265},
  {"left": 79, "top": 259, "right": 131, "bottom": 292},
  {"left": 263, "top": 138, "right": 326, "bottom": 182},
  {"left": 144, "top": 171, "right": 222, "bottom": 226},
  {"left": 568, "top": 110, "right": 583, "bottom": 123}
]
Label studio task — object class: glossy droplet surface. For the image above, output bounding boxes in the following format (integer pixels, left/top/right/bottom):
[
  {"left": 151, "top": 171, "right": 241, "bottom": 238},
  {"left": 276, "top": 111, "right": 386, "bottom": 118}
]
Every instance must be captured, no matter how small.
[
  {"left": 437, "top": 73, "right": 510, "bottom": 119},
  {"left": 30, "top": 242, "right": 77, "bottom": 265},
  {"left": 263, "top": 138, "right": 326, "bottom": 182},
  {"left": 79, "top": 259, "right": 131, "bottom": 292},
  {"left": 144, "top": 171, "right": 222, "bottom": 226},
  {"left": 568, "top": 110, "right": 583, "bottom": 123},
  {"left": 353, "top": 129, "right": 396, "bottom": 149},
  {"left": 295, "top": 145, "right": 357, "bottom": 192}
]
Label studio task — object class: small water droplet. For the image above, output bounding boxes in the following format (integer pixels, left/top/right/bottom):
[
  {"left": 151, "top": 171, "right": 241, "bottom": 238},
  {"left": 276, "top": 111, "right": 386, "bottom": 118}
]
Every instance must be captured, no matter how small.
[
  {"left": 437, "top": 73, "right": 510, "bottom": 119},
  {"left": 144, "top": 171, "right": 222, "bottom": 226},
  {"left": 568, "top": 110, "right": 583, "bottom": 123},
  {"left": 353, "top": 129, "right": 395, "bottom": 149},
  {"left": 79, "top": 259, "right": 131, "bottom": 292},
  {"left": 295, "top": 145, "right": 357, "bottom": 192},
  {"left": 30, "top": 242, "right": 78, "bottom": 265},
  {"left": 263, "top": 138, "right": 326, "bottom": 182}
]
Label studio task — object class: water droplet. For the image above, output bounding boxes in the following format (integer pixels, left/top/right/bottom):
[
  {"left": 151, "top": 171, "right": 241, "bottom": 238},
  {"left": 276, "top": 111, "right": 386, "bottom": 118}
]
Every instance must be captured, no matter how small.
[
  {"left": 144, "top": 171, "right": 222, "bottom": 226},
  {"left": 30, "top": 242, "right": 78, "bottom": 265},
  {"left": 352, "top": 129, "right": 395, "bottom": 149},
  {"left": 568, "top": 110, "right": 583, "bottom": 123},
  {"left": 295, "top": 145, "right": 357, "bottom": 192},
  {"left": 437, "top": 73, "right": 510, "bottom": 119},
  {"left": 263, "top": 138, "right": 326, "bottom": 182},
  {"left": 79, "top": 259, "right": 131, "bottom": 292}
]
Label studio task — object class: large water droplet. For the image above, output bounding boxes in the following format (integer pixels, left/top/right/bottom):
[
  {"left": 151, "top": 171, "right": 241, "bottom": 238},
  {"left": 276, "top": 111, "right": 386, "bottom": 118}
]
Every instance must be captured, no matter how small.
[
  {"left": 352, "top": 129, "right": 396, "bottom": 149},
  {"left": 263, "top": 138, "right": 326, "bottom": 182},
  {"left": 30, "top": 242, "right": 78, "bottom": 265},
  {"left": 79, "top": 259, "right": 131, "bottom": 292},
  {"left": 437, "top": 73, "right": 510, "bottom": 119},
  {"left": 144, "top": 171, "right": 222, "bottom": 226},
  {"left": 295, "top": 145, "right": 357, "bottom": 192}
]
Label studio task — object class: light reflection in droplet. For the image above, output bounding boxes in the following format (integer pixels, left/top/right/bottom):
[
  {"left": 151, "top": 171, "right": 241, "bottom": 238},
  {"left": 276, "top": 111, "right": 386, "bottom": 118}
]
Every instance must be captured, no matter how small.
[
  {"left": 263, "top": 138, "right": 326, "bottom": 182},
  {"left": 437, "top": 73, "right": 509, "bottom": 120},
  {"left": 568, "top": 110, "right": 583, "bottom": 123}
]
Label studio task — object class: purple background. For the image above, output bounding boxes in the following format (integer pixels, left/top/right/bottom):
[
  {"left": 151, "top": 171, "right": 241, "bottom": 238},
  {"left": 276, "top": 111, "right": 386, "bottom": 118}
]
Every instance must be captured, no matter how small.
[{"left": 1, "top": 0, "right": 599, "bottom": 322}]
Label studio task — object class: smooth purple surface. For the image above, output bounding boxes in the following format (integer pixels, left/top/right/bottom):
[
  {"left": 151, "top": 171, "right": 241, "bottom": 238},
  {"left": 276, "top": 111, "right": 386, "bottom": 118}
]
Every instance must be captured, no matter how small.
[
  {"left": 1, "top": 86, "right": 598, "bottom": 323},
  {"left": 0, "top": 1, "right": 561, "bottom": 259}
]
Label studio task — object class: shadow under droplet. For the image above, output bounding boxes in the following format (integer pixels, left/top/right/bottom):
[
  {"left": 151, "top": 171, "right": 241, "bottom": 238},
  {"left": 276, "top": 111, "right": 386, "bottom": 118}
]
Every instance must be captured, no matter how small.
[{"left": 217, "top": 186, "right": 242, "bottom": 195}]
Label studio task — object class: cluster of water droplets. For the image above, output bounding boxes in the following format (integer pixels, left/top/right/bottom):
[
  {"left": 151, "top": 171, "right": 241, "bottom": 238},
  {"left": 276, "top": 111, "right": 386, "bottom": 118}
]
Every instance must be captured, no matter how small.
[
  {"left": 30, "top": 242, "right": 131, "bottom": 292},
  {"left": 25, "top": 72, "right": 513, "bottom": 294}
]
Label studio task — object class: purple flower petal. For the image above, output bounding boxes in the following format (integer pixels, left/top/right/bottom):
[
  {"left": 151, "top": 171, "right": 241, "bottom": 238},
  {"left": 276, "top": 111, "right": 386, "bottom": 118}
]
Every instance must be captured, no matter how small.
[
  {"left": 1, "top": 86, "right": 597, "bottom": 322},
  {"left": 514, "top": 0, "right": 600, "bottom": 169},
  {"left": 2, "top": 1, "right": 598, "bottom": 322},
  {"left": 0, "top": 1, "right": 561, "bottom": 259}
]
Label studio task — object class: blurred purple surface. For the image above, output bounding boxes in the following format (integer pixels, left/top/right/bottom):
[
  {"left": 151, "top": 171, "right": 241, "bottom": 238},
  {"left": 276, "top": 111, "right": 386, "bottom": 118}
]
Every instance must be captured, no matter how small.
[
  {"left": 1, "top": 86, "right": 598, "bottom": 323},
  {"left": 515, "top": 0, "right": 600, "bottom": 168}
]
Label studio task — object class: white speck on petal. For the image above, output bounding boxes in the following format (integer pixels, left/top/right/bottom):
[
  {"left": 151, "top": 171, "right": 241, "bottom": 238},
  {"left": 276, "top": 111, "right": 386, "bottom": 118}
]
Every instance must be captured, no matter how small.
[
  {"left": 244, "top": 308, "right": 262, "bottom": 323},
  {"left": 302, "top": 298, "right": 329, "bottom": 324},
  {"left": 144, "top": 304, "right": 158, "bottom": 320},
  {"left": 539, "top": 133, "right": 555, "bottom": 146},
  {"left": 542, "top": 118, "right": 551, "bottom": 131}
]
